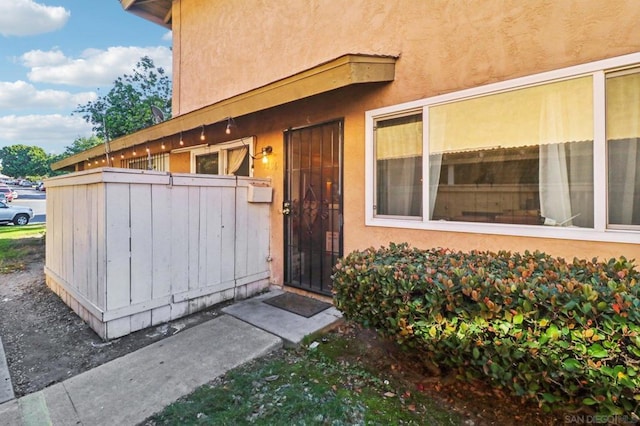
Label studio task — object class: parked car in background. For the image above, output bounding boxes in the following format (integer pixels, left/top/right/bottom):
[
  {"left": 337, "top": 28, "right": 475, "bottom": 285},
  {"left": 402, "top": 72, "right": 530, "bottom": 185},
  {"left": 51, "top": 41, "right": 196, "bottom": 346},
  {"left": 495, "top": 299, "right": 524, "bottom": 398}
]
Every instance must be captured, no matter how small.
[
  {"left": 0, "top": 186, "right": 14, "bottom": 202},
  {"left": 36, "top": 182, "right": 45, "bottom": 191},
  {"left": 19, "top": 180, "right": 33, "bottom": 187},
  {"left": 12, "top": 190, "right": 18, "bottom": 200},
  {"left": 0, "top": 201, "right": 33, "bottom": 225}
]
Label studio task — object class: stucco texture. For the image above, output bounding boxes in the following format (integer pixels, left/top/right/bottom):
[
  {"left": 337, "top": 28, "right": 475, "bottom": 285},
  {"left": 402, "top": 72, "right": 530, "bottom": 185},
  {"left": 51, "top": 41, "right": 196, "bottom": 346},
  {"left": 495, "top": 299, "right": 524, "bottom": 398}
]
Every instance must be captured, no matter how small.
[{"left": 168, "top": 0, "right": 640, "bottom": 284}]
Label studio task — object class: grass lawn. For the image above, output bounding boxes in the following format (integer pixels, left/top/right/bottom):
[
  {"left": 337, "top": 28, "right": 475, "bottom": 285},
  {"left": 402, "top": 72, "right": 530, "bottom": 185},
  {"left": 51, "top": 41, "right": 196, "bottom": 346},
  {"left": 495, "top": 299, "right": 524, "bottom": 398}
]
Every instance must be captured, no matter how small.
[
  {"left": 0, "top": 224, "right": 46, "bottom": 273},
  {"left": 145, "top": 331, "right": 462, "bottom": 425}
]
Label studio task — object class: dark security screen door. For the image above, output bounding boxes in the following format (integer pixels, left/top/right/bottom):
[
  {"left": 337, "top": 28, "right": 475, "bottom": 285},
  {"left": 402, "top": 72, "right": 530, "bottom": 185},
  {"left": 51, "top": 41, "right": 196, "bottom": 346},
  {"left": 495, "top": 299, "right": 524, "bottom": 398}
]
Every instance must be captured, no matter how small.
[{"left": 284, "top": 120, "right": 343, "bottom": 295}]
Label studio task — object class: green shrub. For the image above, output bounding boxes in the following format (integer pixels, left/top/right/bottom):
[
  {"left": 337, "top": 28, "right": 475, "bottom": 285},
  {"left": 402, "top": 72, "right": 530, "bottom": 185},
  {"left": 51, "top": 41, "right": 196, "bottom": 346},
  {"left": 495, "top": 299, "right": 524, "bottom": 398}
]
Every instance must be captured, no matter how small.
[{"left": 332, "top": 243, "right": 640, "bottom": 416}]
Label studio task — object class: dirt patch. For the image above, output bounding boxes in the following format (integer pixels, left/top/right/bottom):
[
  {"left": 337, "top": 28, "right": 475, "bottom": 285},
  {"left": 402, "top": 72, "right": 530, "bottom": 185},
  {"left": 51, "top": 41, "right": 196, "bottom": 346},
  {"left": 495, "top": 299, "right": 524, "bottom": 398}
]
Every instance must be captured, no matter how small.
[{"left": 0, "top": 240, "right": 229, "bottom": 397}]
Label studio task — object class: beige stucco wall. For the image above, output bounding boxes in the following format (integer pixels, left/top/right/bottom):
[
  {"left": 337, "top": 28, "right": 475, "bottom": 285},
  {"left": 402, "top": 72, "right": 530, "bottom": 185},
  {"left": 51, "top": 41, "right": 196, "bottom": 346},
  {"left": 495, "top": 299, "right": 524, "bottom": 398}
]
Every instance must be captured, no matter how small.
[
  {"left": 172, "top": 0, "right": 640, "bottom": 115},
  {"left": 169, "top": 0, "right": 640, "bottom": 285}
]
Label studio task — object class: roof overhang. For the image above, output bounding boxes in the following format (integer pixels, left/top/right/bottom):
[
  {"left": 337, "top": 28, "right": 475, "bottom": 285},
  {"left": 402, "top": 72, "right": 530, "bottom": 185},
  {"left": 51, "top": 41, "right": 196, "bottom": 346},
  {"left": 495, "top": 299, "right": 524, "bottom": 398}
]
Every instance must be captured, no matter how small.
[
  {"left": 120, "top": 0, "right": 172, "bottom": 29},
  {"left": 52, "top": 54, "right": 397, "bottom": 171}
]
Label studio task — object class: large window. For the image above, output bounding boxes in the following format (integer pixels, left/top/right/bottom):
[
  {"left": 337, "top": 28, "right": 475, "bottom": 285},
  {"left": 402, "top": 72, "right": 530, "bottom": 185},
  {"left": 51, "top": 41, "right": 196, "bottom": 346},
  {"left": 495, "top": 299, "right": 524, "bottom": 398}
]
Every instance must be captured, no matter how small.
[{"left": 366, "top": 54, "right": 640, "bottom": 243}]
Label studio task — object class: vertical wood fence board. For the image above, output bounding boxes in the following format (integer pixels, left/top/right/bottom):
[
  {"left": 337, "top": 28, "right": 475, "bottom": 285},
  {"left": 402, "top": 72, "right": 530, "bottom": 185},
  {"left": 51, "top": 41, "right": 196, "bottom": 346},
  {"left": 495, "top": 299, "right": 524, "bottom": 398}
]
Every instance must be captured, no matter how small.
[
  {"left": 197, "top": 188, "right": 211, "bottom": 289},
  {"left": 86, "top": 184, "right": 99, "bottom": 307},
  {"left": 72, "top": 185, "right": 89, "bottom": 298},
  {"left": 62, "top": 186, "right": 74, "bottom": 283},
  {"left": 220, "top": 186, "right": 236, "bottom": 282},
  {"left": 187, "top": 186, "right": 201, "bottom": 290},
  {"left": 104, "top": 183, "right": 132, "bottom": 311},
  {"left": 258, "top": 204, "right": 271, "bottom": 275},
  {"left": 95, "top": 183, "right": 107, "bottom": 310},
  {"left": 130, "top": 184, "right": 153, "bottom": 304},
  {"left": 200, "top": 188, "right": 218, "bottom": 288},
  {"left": 169, "top": 186, "right": 189, "bottom": 295},
  {"left": 151, "top": 185, "right": 172, "bottom": 299},
  {"left": 245, "top": 201, "right": 264, "bottom": 276},
  {"left": 234, "top": 186, "right": 249, "bottom": 278}
]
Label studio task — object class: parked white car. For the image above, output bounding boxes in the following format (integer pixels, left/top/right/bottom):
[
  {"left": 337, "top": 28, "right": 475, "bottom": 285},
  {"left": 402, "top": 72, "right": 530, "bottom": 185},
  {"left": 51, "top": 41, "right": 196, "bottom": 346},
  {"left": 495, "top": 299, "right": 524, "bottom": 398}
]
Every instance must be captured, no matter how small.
[{"left": 0, "top": 201, "right": 34, "bottom": 225}]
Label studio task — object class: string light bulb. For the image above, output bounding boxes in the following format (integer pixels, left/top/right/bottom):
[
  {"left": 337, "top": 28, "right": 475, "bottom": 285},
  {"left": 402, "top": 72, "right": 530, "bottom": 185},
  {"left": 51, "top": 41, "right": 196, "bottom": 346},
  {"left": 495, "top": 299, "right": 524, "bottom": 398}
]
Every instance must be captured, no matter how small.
[
  {"left": 225, "top": 117, "right": 236, "bottom": 135},
  {"left": 200, "top": 125, "right": 206, "bottom": 141},
  {"left": 179, "top": 132, "right": 184, "bottom": 146},
  {"left": 161, "top": 142, "right": 166, "bottom": 150},
  {"left": 133, "top": 148, "right": 137, "bottom": 156},
  {"left": 120, "top": 153, "right": 125, "bottom": 159}
]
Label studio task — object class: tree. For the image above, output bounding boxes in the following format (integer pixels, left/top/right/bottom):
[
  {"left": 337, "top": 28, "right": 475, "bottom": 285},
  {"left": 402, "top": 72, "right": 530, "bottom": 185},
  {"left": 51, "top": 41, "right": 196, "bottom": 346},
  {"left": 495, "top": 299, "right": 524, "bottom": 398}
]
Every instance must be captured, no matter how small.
[
  {"left": 0, "top": 145, "right": 51, "bottom": 177},
  {"left": 74, "top": 56, "right": 172, "bottom": 140},
  {"left": 61, "top": 136, "right": 103, "bottom": 156}
]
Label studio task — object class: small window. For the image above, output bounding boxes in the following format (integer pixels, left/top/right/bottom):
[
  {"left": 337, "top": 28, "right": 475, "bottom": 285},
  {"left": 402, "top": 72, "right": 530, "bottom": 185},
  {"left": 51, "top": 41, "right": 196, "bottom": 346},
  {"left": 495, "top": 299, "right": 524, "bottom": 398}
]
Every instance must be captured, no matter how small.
[
  {"left": 189, "top": 138, "right": 253, "bottom": 176},
  {"left": 195, "top": 152, "right": 219, "bottom": 174},
  {"left": 374, "top": 113, "right": 422, "bottom": 217}
]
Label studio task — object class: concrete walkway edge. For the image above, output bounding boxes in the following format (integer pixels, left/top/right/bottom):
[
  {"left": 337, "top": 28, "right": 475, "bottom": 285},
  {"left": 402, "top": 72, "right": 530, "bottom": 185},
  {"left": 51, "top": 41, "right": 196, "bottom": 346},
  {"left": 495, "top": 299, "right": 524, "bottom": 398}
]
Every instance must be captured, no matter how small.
[
  {"left": 0, "top": 336, "right": 14, "bottom": 404},
  {"left": 0, "top": 315, "right": 282, "bottom": 426}
]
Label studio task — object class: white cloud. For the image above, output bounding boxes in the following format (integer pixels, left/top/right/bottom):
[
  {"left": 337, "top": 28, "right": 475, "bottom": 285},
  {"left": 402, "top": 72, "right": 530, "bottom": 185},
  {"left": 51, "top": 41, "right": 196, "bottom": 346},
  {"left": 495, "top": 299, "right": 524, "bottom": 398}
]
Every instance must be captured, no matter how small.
[
  {"left": 0, "top": 0, "right": 69, "bottom": 37},
  {"left": 0, "top": 80, "right": 96, "bottom": 110},
  {"left": 24, "top": 46, "right": 173, "bottom": 87},
  {"left": 162, "top": 31, "right": 173, "bottom": 42},
  {"left": 0, "top": 114, "right": 93, "bottom": 154}
]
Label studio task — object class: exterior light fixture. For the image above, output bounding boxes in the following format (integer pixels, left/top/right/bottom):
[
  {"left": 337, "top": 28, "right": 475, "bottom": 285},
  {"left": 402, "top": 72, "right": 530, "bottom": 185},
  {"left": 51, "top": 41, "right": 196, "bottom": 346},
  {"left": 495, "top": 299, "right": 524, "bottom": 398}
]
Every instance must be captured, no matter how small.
[{"left": 260, "top": 146, "right": 273, "bottom": 164}]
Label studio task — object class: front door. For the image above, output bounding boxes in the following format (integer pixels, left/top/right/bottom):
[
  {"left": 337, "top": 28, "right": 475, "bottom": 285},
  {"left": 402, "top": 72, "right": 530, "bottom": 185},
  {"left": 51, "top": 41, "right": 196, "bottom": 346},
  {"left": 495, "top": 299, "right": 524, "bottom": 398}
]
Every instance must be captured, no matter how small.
[{"left": 284, "top": 120, "right": 343, "bottom": 295}]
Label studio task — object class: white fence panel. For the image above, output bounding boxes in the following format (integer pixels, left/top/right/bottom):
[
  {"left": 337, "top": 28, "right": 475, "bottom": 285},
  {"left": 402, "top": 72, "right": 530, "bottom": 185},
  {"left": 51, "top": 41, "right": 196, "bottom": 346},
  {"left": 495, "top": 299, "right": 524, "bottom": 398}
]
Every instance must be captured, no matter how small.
[{"left": 44, "top": 168, "right": 271, "bottom": 339}]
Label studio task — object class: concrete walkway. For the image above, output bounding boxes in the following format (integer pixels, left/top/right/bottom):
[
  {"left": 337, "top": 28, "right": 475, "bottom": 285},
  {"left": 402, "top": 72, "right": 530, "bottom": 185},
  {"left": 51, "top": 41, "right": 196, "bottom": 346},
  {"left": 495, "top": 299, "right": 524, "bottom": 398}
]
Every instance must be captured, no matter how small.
[{"left": 0, "top": 289, "right": 342, "bottom": 426}]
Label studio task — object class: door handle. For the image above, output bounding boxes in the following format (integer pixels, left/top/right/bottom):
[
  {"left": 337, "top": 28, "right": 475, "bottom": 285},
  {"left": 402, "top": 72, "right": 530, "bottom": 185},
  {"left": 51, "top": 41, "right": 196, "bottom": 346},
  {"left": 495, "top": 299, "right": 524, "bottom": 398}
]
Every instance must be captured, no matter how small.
[{"left": 282, "top": 201, "right": 291, "bottom": 215}]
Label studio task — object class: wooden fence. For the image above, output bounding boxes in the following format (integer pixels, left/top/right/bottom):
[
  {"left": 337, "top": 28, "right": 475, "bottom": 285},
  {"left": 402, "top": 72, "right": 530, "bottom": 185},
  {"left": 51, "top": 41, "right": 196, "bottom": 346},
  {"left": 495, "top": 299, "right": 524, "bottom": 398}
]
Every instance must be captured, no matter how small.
[{"left": 44, "top": 168, "right": 272, "bottom": 339}]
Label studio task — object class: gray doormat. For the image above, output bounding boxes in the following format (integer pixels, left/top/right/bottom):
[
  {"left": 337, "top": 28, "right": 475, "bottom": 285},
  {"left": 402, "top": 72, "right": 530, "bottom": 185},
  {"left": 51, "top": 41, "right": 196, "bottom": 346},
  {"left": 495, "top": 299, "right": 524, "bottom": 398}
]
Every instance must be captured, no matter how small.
[{"left": 263, "top": 292, "right": 332, "bottom": 318}]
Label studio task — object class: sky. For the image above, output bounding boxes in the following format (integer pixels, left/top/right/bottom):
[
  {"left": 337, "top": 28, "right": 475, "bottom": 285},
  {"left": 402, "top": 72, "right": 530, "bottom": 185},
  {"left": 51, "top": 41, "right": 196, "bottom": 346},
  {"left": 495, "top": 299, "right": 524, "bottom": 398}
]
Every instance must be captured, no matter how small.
[{"left": 0, "top": 0, "right": 172, "bottom": 154}]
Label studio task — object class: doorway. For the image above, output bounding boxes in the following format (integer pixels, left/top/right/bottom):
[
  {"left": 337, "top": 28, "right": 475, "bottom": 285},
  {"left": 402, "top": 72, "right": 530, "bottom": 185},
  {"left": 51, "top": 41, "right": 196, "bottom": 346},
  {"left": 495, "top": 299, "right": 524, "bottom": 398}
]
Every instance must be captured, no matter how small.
[{"left": 284, "top": 120, "right": 343, "bottom": 295}]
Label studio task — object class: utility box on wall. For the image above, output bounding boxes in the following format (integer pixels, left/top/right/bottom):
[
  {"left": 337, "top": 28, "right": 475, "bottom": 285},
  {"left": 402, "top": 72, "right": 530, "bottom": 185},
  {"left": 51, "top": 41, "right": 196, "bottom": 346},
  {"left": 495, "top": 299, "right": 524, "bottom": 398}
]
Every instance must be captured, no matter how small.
[
  {"left": 44, "top": 168, "right": 272, "bottom": 340},
  {"left": 247, "top": 183, "right": 273, "bottom": 203}
]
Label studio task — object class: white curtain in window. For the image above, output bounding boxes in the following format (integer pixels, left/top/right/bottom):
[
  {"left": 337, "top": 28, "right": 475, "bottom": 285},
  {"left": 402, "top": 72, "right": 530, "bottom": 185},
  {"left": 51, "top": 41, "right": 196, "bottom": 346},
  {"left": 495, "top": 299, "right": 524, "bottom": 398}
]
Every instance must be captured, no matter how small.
[
  {"left": 428, "top": 110, "right": 445, "bottom": 218},
  {"left": 607, "top": 72, "right": 640, "bottom": 226},
  {"left": 539, "top": 93, "right": 593, "bottom": 227},
  {"left": 376, "top": 116, "right": 422, "bottom": 216},
  {"left": 227, "top": 146, "right": 248, "bottom": 175}
]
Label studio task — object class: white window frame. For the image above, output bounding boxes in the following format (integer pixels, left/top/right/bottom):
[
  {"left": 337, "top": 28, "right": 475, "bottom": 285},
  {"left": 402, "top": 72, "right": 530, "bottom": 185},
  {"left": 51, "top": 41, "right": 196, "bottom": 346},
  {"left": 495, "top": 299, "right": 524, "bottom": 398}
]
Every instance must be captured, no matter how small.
[
  {"left": 181, "top": 136, "right": 255, "bottom": 176},
  {"left": 365, "top": 52, "right": 640, "bottom": 244}
]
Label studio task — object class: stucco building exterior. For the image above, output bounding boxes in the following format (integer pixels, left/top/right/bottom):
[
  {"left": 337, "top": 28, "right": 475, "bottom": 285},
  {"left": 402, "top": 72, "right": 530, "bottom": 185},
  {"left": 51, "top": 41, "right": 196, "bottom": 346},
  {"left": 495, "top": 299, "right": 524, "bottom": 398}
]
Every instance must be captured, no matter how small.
[{"left": 53, "top": 0, "right": 640, "bottom": 297}]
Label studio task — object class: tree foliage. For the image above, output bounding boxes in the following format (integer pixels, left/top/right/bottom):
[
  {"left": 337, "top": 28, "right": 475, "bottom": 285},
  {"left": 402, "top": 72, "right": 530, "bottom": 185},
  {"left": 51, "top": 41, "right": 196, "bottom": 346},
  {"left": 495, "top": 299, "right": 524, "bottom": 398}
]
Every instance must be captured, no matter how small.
[
  {"left": 0, "top": 145, "right": 51, "bottom": 177},
  {"left": 73, "top": 56, "right": 172, "bottom": 140},
  {"left": 60, "top": 136, "right": 103, "bottom": 157}
]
